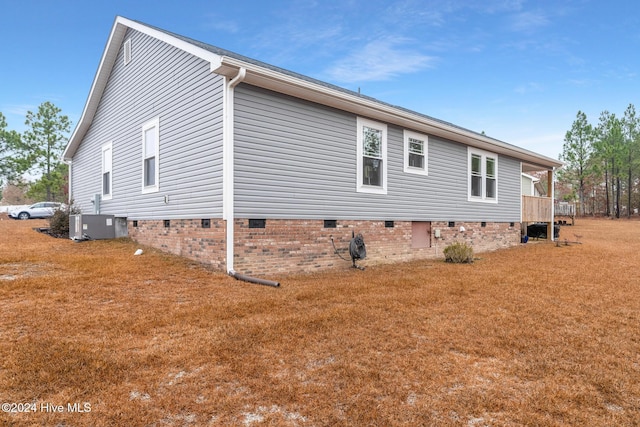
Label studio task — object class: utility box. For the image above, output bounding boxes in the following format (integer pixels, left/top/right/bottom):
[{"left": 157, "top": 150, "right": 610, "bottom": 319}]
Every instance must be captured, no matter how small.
[{"left": 69, "top": 214, "right": 116, "bottom": 240}]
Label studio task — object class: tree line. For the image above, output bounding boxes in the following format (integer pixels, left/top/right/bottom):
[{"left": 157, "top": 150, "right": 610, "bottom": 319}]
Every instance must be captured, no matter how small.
[
  {"left": 0, "top": 102, "right": 70, "bottom": 203},
  {"left": 559, "top": 104, "right": 640, "bottom": 218}
]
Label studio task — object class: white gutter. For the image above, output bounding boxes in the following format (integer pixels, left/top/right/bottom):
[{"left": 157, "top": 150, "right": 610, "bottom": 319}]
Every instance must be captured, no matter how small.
[
  {"left": 223, "top": 67, "right": 246, "bottom": 274},
  {"left": 213, "top": 57, "right": 563, "bottom": 170},
  {"left": 64, "top": 17, "right": 562, "bottom": 172}
]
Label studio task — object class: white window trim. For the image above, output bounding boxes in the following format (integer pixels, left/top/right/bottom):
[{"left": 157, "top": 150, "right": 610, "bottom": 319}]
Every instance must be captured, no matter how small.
[
  {"left": 356, "top": 117, "right": 387, "bottom": 194},
  {"left": 101, "top": 142, "right": 113, "bottom": 200},
  {"left": 468, "top": 147, "right": 498, "bottom": 203},
  {"left": 141, "top": 117, "right": 160, "bottom": 194},
  {"left": 403, "top": 130, "right": 428, "bottom": 175}
]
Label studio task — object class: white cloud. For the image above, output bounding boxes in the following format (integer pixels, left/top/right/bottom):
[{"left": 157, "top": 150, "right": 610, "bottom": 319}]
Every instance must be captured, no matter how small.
[
  {"left": 567, "top": 78, "right": 596, "bottom": 87},
  {"left": 201, "top": 14, "right": 240, "bottom": 34},
  {"left": 513, "top": 132, "right": 565, "bottom": 159},
  {"left": 514, "top": 82, "right": 544, "bottom": 94},
  {"left": 325, "top": 37, "right": 436, "bottom": 83},
  {"left": 508, "top": 10, "right": 550, "bottom": 33},
  {"left": 2, "top": 104, "right": 34, "bottom": 117},
  {"left": 602, "top": 66, "right": 638, "bottom": 81},
  {"left": 0, "top": 104, "right": 36, "bottom": 130},
  {"left": 480, "top": 0, "right": 525, "bottom": 13}
]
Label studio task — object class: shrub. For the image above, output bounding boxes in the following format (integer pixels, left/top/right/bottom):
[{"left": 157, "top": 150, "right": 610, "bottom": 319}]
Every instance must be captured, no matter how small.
[
  {"left": 48, "top": 203, "right": 80, "bottom": 238},
  {"left": 443, "top": 241, "right": 474, "bottom": 263}
]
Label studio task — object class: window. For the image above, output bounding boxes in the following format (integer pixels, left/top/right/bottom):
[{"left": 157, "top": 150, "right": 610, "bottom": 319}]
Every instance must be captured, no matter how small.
[
  {"left": 142, "top": 117, "right": 159, "bottom": 193},
  {"left": 404, "top": 130, "right": 428, "bottom": 175},
  {"left": 468, "top": 148, "right": 498, "bottom": 202},
  {"left": 357, "top": 117, "right": 387, "bottom": 194},
  {"left": 486, "top": 157, "right": 496, "bottom": 199},
  {"left": 471, "top": 154, "right": 482, "bottom": 197},
  {"left": 124, "top": 39, "right": 132, "bottom": 65},
  {"left": 101, "top": 142, "right": 112, "bottom": 200}
]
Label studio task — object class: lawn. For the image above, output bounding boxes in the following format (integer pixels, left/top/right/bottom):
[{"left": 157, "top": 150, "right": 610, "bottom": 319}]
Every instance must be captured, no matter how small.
[{"left": 1, "top": 216, "right": 639, "bottom": 426}]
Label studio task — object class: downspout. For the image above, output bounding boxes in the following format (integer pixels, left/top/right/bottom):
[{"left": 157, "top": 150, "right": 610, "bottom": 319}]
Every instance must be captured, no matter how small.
[
  {"left": 222, "top": 67, "right": 280, "bottom": 288},
  {"left": 223, "top": 67, "right": 246, "bottom": 275},
  {"left": 66, "top": 160, "right": 73, "bottom": 205}
]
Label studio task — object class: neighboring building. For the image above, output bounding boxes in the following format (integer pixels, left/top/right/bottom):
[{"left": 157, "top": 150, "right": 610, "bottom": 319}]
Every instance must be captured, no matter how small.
[
  {"left": 521, "top": 173, "right": 547, "bottom": 197},
  {"left": 63, "top": 16, "right": 562, "bottom": 277}
]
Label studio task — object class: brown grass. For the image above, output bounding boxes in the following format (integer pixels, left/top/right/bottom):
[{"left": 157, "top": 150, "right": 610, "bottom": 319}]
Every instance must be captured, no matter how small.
[{"left": 1, "top": 215, "right": 640, "bottom": 426}]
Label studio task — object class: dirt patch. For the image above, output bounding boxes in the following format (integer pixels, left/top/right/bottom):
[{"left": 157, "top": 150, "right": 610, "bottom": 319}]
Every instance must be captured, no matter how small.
[
  {"left": 0, "top": 262, "right": 54, "bottom": 281},
  {"left": 1, "top": 218, "right": 640, "bottom": 426}
]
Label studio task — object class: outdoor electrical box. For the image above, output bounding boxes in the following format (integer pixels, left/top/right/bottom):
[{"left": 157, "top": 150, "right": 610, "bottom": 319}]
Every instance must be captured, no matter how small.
[
  {"left": 91, "top": 193, "right": 101, "bottom": 214},
  {"left": 69, "top": 214, "right": 116, "bottom": 240}
]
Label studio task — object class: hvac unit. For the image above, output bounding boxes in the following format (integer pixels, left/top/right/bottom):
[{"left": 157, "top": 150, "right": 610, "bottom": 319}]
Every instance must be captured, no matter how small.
[{"left": 69, "top": 214, "right": 116, "bottom": 240}]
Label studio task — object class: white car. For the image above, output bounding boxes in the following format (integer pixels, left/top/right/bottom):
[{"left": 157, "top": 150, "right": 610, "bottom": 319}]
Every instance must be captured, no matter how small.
[{"left": 8, "top": 202, "right": 65, "bottom": 220}]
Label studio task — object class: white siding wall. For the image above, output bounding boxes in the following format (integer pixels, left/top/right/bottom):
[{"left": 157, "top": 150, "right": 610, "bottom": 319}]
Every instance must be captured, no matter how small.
[
  {"left": 234, "top": 85, "right": 521, "bottom": 222},
  {"left": 71, "top": 29, "right": 224, "bottom": 219}
]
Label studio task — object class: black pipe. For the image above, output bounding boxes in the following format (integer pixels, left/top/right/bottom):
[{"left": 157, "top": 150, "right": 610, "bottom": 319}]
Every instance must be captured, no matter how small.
[{"left": 230, "top": 271, "right": 280, "bottom": 288}]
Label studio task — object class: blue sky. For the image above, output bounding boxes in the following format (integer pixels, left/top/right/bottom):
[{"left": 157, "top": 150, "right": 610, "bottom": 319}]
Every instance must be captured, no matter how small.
[{"left": 1, "top": 0, "right": 638, "bottom": 160}]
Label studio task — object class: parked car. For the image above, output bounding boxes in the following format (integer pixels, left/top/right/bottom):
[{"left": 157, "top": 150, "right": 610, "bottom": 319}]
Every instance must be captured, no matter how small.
[{"left": 8, "top": 202, "right": 65, "bottom": 220}]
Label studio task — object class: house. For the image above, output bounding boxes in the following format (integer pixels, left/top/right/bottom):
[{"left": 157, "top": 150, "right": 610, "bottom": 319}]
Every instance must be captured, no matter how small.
[
  {"left": 521, "top": 173, "right": 547, "bottom": 198},
  {"left": 62, "top": 16, "right": 563, "bottom": 277}
]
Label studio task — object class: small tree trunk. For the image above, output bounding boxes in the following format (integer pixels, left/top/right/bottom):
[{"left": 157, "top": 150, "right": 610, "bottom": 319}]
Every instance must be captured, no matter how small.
[
  {"left": 616, "top": 176, "right": 621, "bottom": 218},
  {"left": 605, "top": 167, "right": 610, "bottom": 217}
]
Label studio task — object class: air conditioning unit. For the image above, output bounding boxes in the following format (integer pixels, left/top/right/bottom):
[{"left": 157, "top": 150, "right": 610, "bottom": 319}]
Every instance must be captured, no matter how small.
[{"left": 69, "top": 214, "right": 116, "bottom": 240}]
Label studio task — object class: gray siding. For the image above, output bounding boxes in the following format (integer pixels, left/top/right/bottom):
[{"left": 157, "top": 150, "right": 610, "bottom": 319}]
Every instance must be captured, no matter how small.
[
  {"left": 71, "top": 28, "right": 224, "bottom": 220},
  {"left": 234, "top": 85, "right": 521, "bottom": 222}
]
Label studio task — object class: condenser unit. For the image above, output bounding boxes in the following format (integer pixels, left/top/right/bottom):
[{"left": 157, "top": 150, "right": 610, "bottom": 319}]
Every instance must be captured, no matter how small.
[{"left": 69, "top": 214, "right": 116, "bottom": 240}]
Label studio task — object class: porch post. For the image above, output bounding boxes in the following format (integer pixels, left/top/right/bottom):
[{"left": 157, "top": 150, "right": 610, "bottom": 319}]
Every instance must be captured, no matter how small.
[{"left": 547, "top": 169, "right": 555, "bottom": 241}]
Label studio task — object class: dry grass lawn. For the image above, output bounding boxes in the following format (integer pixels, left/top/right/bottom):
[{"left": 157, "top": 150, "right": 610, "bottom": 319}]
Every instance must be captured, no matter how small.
[{"left": 1, "top": 215, "right": 640, "bottom": 426}]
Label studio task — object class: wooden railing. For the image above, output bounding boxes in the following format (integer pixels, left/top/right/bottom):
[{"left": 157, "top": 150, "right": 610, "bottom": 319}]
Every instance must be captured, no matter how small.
[
  {"left": 555, "top": 202, "right": 575, "bottom": 217},
  {"left": 522, "top": 195, "right": 553, "bottom": 223}
]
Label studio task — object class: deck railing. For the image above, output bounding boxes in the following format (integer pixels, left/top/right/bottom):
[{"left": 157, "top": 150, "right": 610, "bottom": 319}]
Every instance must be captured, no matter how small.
[
  {"left": 522, "top": 195, "right": 553, "bottom": 223},
  {"left": 555, "top": 202, "right": 576, "bottom": 217}
]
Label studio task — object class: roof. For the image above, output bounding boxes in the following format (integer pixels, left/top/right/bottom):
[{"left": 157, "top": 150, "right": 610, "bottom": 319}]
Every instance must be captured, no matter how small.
[{"left": 63, "top": 16, "right": 563, "bottom": 170}]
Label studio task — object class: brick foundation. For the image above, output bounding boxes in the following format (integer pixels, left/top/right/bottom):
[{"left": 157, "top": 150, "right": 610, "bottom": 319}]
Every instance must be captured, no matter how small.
[
  {"left": 128, "top": 219, "right": 227, "bottom": 271},
  {"left": 234, "top": 219, "right": 520, "bottom": 276},
  {"left": 127, "top": 218, "right": 521, "bottom": 276}
]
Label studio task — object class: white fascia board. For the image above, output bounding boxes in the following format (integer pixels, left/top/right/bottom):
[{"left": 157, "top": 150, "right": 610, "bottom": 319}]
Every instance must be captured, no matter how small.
[
  {"left": 214, "top": 56, "right": 563, "bottom": 170},
  {"left": 116, "top": 17, "right": 222, "bottom": 66},
  {"left": 63, "top": 16, "right": 223, "bottom": 161},
  {"left": 63, "top": 18, "right": 127, "bottom": 160}
]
